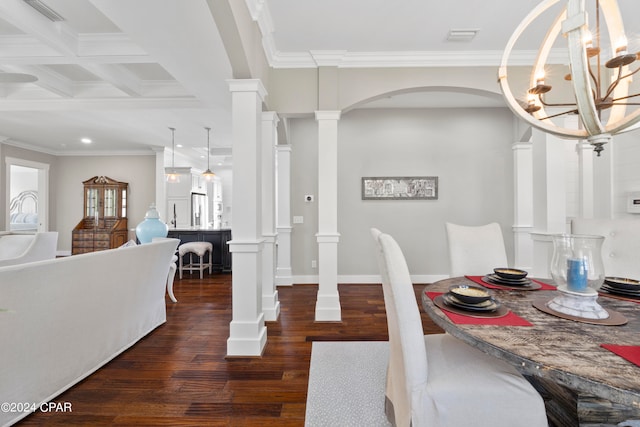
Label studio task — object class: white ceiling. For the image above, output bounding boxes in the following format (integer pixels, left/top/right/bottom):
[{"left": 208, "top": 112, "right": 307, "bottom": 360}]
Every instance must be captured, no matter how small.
[{"left": 0, "top": 0, "right": 638, "bottom": 169}]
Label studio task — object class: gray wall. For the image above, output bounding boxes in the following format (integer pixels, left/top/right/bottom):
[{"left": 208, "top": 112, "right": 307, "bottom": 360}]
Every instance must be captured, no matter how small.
[
  {"left": 289, "top": 107, "right": 517, "bottom": 279},
  {"left": 55, "top": 155, "right": 156, "bottom": 252}
]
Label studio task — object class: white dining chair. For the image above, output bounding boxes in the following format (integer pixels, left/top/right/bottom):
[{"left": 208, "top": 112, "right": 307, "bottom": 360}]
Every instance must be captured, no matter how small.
[
  {"left": 374, "top": 230, "right": 547, "bottom": 427},
  {"left": 370, "top": 228, "right": 403, "bottom": 421},
  {"left": 445, "top": 222, "right": 509, "bottom": 277}
]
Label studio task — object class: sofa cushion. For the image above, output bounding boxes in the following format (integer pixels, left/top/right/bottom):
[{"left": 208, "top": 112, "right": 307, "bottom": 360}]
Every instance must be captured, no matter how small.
[{"left": 0, "top": 235, "right": 34, "bottom": 260}]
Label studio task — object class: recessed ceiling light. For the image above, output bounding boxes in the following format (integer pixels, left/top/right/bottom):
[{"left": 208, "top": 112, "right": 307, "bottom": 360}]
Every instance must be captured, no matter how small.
[
  {"left": 81, "top": 138, "right": 92, "bottom": 144},
  {"left": 176, "top": 144, "right": 183, "bottom": 148}
]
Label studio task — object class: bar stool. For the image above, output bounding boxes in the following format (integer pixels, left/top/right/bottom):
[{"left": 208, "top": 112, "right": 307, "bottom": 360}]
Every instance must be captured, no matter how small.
[{"left": 178, "top": 241, "right": 213, "bottom": 279}]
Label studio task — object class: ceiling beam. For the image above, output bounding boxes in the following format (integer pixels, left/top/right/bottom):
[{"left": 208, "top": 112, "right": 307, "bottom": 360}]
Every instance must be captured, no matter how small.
[
  {"left": 0, "top": 0, "right": 78, "bottom": 57},
  {"left": 0, "top": 97, "right": 203, "bottom": 111},
  {"left": 81, "top": 63, "right": 142, "bottom": 96}
]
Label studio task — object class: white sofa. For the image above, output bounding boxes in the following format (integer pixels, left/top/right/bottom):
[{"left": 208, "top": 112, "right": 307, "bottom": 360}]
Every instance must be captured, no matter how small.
[
  {"left": 0, "top": 238, "right": 179, "bottom": 427},
  {"left": 0, "top": 232, "right": 58, "bottom": 267},
  {"left": 571, "top": 218, "right": 640, "bottom": 280}
]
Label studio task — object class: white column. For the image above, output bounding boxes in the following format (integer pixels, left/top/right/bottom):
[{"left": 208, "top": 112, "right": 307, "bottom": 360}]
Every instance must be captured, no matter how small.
[
  {"left": 315, "top": 111, "right": 341, "bottom": 321},
  {"left": 512, "top": 141, "right": 533, "bottom": 271},
  {"left": 577, "top": 141, "right": 595, "bottom": 218},
  {"left": 154, "top": 147, "right": 167, "bottom": 237},
  {"left": 226, "top": 79, "right": 267, "bottom": 356},
  {"left": 275, "top": 144, "right": 293, "bottom": 286},
  {"left": 531, "top": 129, "right": 568, "bottom": 278},
  {"left": 261, "top": 111, "right": 280, "bottom": 321},
  {"left": 593, "top": 142, "right": 614, "bottom": 219}
]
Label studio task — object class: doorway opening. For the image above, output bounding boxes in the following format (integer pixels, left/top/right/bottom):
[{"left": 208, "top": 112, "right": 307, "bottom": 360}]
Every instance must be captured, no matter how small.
[{"left": 5, "top": 157, "right": 49, "bottom": 232}]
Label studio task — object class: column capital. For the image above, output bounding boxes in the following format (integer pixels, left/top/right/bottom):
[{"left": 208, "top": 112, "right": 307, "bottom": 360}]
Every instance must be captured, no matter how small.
[
  {"left": 315, "top": 110, "right": 341, "bottom": 121},
  {"left": 276, "top": 144, "right": 292, "bottom": 152},
  {"left": 262, "top": 111, "right": 280, "bottom": 125},
  {"left": 512, "top": 141, "right": 533, "bottom": 151},
  {"left": 227, "top": 79, "right": 267, "bottom": 101},
  {"left": 577, "top": 140, "right": 594, "bottom": 151}
]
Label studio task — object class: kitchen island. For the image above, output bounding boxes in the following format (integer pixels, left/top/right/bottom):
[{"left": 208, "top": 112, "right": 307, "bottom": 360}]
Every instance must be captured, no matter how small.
[{"left": 168, "top": 228, "right": 232, "bottom": 272}]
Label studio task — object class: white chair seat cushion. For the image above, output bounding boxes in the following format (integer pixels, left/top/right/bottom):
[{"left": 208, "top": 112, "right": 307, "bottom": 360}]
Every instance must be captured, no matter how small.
[
  {"left": 421, "top": 333, "right": 547, "bottom": 427},
  {"left": 178, "top": 241, "right": 212, "bottom": 257}
]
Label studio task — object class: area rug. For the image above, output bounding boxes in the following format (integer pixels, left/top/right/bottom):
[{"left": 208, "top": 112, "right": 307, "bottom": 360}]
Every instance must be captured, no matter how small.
[{"left": 305, "top": 341, "right": 392, "bottom": 427}]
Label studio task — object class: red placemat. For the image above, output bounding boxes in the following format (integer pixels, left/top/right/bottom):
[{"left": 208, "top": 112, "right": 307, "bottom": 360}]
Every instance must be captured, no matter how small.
[
  {"left": 601, "top": 344, "right": 640, "bottom": 367},
  {"left": 465, "top": 275, "right": 556, "bottom": 291},
  {"left": 425, "top": 292, "right": 533, "bottom": 326}
]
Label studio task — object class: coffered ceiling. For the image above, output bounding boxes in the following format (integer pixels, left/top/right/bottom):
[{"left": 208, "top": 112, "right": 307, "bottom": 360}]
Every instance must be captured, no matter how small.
[{"left": 0, "top": 0, "right": 638, "bottom": 168}]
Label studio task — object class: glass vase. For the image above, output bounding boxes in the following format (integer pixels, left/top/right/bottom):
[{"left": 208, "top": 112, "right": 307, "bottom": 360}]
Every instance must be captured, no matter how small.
[{"left": 550, "top": 234, "right": 605, "bottom": 293}]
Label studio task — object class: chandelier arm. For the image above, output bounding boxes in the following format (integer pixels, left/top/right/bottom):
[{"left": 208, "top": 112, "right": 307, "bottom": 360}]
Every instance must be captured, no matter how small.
[
  {"left": 539, "top": 109, "right": 579, "bottom": 120},
  {"left": 612, "top": 92, "right": 640, "bottom": 102},
  {"left": 587, "top": 64, "right": 600, "bottom": 95},
  {"left": 619, "top": 67, "right": 640, "bottom": 81},
  {"left": 602, "top": 67, "right": 625, "bottom": 101},
  {"left": 538, "top": 96, "right": 580, "bottom": 107}
]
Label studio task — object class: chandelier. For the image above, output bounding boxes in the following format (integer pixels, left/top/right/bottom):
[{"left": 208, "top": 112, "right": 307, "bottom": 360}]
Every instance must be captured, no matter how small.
[{"left": 499, "top": 0, "right": 640, "bottom": 156}]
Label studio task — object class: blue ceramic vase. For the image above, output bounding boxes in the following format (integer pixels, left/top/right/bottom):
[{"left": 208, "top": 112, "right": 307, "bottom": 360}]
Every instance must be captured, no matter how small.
[{"left": 136, "top": 203, "right": 169, "bottom": 244}]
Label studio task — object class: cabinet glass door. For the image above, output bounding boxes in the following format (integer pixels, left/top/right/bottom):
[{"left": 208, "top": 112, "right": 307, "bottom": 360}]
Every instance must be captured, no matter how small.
[
  {"left": 86, "top": 188, "right": 98, "bottom": 218},
  {"left": 104, "top": 188, "right": 116, "bottom": 217},
  {"left": 121, "top": 189, "right": 127, "bottom": 218}
]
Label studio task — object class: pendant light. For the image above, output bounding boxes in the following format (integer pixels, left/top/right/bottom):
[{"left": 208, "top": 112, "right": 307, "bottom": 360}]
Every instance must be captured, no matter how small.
[
  {"left": 165, "top": 127, "right": 180, "bottom": 183},
  {"left": 201, "top": 126, "right": 216, "bottom": 180}
]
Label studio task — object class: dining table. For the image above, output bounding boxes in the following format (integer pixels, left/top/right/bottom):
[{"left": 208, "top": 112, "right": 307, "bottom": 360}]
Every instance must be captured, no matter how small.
[{"left": 421, "top": 276, "right": 640, "bottom": 425}]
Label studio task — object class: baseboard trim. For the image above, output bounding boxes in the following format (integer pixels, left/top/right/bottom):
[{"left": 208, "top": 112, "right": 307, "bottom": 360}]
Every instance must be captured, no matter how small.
[{"left": 289, "top": 274, "right": 449, "bottom": 285}]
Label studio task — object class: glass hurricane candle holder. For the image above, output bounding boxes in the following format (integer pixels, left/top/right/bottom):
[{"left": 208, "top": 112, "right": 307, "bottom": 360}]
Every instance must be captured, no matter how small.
[
  {"left": 548, "top": 234, "right": 608, "bottom": 319},
  {"left": 550, "top": 234, "right": 605, "bottom": 293}
]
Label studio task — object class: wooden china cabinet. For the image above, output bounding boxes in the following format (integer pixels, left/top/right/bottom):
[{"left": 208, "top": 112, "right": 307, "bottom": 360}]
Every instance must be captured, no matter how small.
[{"left": 72, "top": 176, "right": 129, "bottom": 255}]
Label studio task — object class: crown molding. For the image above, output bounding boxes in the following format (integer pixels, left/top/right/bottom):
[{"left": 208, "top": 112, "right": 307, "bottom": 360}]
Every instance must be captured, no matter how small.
[
  {"left": 1, "top": 138, "right": 156, "bottom": 157},
  {"left": 269, "top": 48, "right": 569, "bottom": 69}
]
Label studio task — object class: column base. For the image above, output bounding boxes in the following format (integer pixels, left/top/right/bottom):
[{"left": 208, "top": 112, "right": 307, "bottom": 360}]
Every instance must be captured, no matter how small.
[
  {"left": 315, "top": 292, "right": 341, "bottom": 321},
  {"left": 227, "top": 315, "right": 267, "bottom": 356},
  {"left": 275, "top": 267, "right": 293, "bottom": 286},
  {"left": 262, "top": 290, "right": 281, "bottom": 322}
]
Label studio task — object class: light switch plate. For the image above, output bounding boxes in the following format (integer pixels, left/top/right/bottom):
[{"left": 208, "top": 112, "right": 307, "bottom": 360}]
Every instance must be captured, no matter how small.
[{"left": 293, "top": 216, "right": 304, "bottom": 224}]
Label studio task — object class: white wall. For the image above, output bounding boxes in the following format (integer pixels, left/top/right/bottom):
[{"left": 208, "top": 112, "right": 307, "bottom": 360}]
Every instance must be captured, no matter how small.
[
  {"left": 613, "top": 131, "right": 640, "bottom": 218},
  {"left": 289, "top": 107, "right": 518, "bottom": 278},
  {"left": 55, "top": 155, "right": 156, "bottom": 253}
]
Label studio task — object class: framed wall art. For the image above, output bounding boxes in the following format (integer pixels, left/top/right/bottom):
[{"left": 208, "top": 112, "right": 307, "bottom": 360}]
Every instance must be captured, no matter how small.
[{"left": 361, "top": 176, "right": 438, "bottom": 200}]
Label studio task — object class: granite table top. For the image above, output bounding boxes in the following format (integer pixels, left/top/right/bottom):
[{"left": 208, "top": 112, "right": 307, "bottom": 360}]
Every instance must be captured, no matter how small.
[{"left": 422, "top": 277, "right": 640, "bottom": 409}]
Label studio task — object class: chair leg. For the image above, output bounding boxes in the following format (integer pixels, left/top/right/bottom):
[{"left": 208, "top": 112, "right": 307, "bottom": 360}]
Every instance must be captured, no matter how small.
[
  {"left": 167, "top": 263, "right": 177, "bottom": 303},
  {"left": 179, "top": 254, "right": 183, "bottom": 279},
  {"left": 199, "top": 254, "right": 204, "bottom": 279},
  {"left": 208, "top": 249, "right": 212, "bottom": 274}
]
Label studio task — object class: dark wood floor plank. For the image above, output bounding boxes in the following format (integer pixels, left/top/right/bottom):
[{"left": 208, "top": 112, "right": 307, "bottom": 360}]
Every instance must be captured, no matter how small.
[{"left": 16, "top": 273, "right": 442, "bottom": 426}]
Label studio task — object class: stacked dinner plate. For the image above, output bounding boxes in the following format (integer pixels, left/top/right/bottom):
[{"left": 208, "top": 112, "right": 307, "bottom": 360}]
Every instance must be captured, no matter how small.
[
  {"left": 600, "top": 277, "right": 640, "bottom": 299},
  {"left": 443, "top": 284, "right": 501, "bottom": 312},
  {"left": 482, "top": 268, "right": 532, "bottom": 287}
]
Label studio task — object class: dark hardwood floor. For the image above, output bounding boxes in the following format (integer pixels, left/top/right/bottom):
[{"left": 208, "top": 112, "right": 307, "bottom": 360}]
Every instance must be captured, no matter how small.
[{"left": 17, "top": 273, "right": 442, "bottom": 426}]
